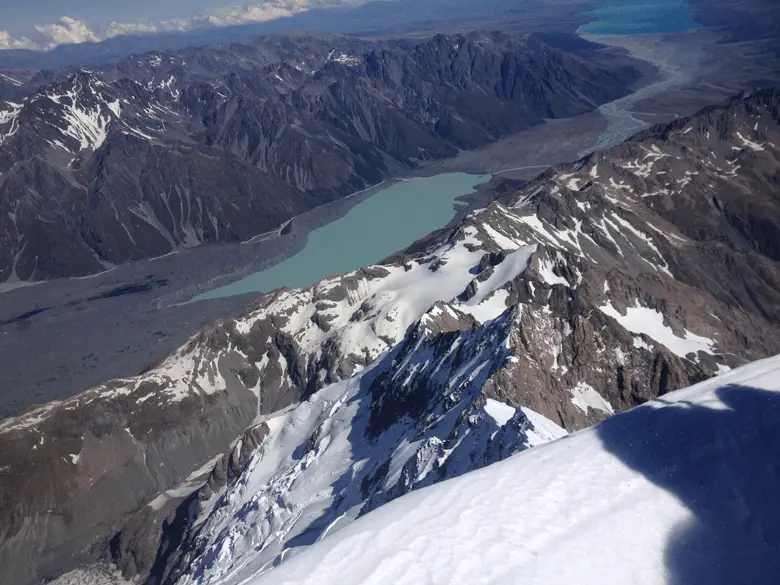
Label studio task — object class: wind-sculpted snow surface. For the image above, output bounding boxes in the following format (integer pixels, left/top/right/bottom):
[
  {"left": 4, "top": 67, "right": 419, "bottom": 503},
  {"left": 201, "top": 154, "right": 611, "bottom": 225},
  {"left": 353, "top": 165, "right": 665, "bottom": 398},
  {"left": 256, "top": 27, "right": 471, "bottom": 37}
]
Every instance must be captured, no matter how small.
[{"left": 234, "top": 356, "right": 780, "bottom": 585}]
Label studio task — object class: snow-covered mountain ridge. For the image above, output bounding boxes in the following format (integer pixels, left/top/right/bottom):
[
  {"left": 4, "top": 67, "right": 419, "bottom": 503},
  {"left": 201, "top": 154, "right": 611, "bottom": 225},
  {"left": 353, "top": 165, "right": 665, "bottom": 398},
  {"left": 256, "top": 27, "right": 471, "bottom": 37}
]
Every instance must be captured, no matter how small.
[
  {"left": 239, "top": 354, "right": 780, "bottom": 585},
  {"left": 163, "top": 305, "right": 567, "bottom": 585},
  {"left": 2, "top": 88, "right": 780, "bottom": 585}
]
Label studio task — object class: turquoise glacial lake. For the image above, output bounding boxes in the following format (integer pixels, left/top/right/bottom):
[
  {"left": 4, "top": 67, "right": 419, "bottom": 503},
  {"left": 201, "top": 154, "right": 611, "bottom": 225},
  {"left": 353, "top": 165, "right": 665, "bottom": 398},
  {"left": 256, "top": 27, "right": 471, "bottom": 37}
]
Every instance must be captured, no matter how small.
[
  {"left": 579, "top": 0, "right": 699, "bottom": 35},
  {"left": 191, "top": 173, "right": 490, "bottom": 302}
]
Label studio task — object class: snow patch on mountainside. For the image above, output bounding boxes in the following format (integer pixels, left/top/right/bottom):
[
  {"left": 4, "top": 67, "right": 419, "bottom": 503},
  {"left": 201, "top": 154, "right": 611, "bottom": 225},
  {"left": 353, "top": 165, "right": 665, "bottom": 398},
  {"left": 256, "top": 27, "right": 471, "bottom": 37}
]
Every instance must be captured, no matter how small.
[
  {"left": 40, "top": 80, "right": 120, "bottom": 152},
  {"left": 0, "top": 101, "right": 22, "bottom": 146},
  {"left": 599, "top": 300, "right": 715, "bottom": 359},
  {"left": 483, "top": 398, "right": 516, "bottom": 426},
  {"left": 570, "top": 382, "right": 614, "bottom": 415}
]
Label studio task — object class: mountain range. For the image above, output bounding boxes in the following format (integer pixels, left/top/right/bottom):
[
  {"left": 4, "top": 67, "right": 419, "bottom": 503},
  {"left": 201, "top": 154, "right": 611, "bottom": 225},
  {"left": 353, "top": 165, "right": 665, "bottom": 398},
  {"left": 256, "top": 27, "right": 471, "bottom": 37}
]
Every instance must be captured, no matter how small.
[
  {"left": 2, "top": 84, "right": 780, "bottom": 585},
  {"left": 0, "top": 31, "right": 640, "bottom": 282},
  {"left": 0, "top": 0, "right": 592, "bottom": 71}
]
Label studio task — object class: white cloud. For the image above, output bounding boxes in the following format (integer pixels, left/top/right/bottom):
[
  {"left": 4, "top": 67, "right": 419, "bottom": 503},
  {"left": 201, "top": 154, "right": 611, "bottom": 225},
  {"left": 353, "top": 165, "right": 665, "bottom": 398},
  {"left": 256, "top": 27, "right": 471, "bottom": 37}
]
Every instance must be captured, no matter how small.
[
  {"left": 0, "top": 30, "right": 41, "bottom": 50},
  {"left": 34, "top": 16, "right": 102, "bottom": 47},
  {"left": 205, "top": 0, "right": 311, "bottom": 27},
  {"left": 0, "top": 0, "right": 366, "bottom": 52},
  {"left": 102, "top": 20, "right": 179, "bottom": 38}
]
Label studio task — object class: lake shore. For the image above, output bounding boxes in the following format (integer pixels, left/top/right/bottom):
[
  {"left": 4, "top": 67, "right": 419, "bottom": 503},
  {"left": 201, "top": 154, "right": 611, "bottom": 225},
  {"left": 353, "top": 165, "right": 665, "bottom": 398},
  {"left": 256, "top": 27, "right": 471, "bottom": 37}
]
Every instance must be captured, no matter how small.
[
  {"left": 190, "top": 173, "right": 490, "bottom": 303},
  {"left": 0, "top": 170, "right": 499, "bottom": 417}
]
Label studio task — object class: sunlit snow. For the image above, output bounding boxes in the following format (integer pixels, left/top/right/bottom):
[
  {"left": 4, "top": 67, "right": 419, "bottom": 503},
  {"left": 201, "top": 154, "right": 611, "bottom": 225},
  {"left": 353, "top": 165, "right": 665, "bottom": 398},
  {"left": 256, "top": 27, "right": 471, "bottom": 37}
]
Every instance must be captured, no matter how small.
[{"left": 599, "top": 300, "right": 715, "bottom": 359}]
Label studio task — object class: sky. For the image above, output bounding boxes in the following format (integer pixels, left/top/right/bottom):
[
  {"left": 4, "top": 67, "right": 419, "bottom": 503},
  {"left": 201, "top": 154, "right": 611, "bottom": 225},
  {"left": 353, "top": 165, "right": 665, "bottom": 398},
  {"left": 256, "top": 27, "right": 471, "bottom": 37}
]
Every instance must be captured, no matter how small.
[{"left": 0, "top": 0, "right": 367, "bottom": 50}]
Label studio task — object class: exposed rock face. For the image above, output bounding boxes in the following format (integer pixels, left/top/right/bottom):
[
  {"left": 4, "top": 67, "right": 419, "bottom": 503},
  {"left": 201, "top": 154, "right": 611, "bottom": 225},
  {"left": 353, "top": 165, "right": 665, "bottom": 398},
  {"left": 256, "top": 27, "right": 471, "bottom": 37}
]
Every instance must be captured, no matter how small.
[
  {"left": 0, "top": 31, "right": 640, "bottom": 281},
  {"left": 2, "top": 88, "right": 780, "bottom": 585},
  {"left": 159, "top": 305, "right": 568, "bottom": 585},
  {"left": 107, "top": 423, "right": 270, "bottom": 583}
]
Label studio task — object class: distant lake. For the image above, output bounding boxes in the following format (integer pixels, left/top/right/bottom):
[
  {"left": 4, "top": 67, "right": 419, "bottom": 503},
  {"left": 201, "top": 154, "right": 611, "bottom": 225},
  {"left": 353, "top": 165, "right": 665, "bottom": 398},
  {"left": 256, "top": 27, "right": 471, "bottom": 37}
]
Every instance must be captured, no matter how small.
[
  {"left": 579, "top": 0, "right": 699, "bottom": 35},
  {"left": 191, "top": 173, "right": 490, "bottom": 302}
]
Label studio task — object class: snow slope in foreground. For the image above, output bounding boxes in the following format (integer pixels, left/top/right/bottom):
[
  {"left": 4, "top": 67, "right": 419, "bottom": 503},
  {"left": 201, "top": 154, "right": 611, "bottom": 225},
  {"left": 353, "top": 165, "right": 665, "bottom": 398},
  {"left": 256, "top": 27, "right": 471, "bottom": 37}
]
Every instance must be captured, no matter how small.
[{"left": 247, "top": 356, "right": 780, "bottom": 585}]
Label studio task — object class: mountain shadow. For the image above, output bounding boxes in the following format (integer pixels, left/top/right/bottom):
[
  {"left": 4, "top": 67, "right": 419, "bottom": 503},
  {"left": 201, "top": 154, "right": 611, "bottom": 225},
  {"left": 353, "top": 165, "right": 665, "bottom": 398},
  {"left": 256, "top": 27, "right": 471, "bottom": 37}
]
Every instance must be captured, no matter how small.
[{"left": 597, "top": 384, "right": 780, "bottom": 585}]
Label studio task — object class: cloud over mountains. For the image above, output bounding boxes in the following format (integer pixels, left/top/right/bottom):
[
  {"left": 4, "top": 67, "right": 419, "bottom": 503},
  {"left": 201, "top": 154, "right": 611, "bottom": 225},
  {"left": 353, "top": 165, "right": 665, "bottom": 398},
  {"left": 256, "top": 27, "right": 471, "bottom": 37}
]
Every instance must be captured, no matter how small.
[{"left": 0, "top": 0, "right": 363, "bottom": 51}]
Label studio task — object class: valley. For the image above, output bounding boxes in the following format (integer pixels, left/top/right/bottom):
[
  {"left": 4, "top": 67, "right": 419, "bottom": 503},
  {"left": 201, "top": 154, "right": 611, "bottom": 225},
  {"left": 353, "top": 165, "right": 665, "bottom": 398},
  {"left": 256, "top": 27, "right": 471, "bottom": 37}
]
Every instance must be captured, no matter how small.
[
  {"left": 0, "top": 31, "right": 649, "bottom": 416},
  {"left": 2, "top": 18, "right": 777, "bottom": 417},
  {"left": 1, "top": 0, "right": 780, "bottom": 583},
  {"left": 5, "top": 83, "right": 780, "bottom": 585},
  {"left": 0, "top": 20, "right": 777, "bottom": 416}
]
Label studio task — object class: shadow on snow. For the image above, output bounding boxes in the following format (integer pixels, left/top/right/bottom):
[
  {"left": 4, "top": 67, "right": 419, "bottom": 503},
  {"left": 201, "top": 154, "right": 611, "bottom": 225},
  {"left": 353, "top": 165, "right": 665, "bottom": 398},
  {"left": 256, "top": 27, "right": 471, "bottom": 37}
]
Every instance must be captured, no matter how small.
[{"left": 597, "top": 385, "right": 780, "bottom": 585}]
